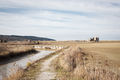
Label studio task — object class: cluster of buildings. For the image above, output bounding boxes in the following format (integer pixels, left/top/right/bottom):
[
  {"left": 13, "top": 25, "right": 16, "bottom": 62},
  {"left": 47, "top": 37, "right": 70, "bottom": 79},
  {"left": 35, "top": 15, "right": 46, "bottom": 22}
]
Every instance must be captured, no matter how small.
[{"left": 89, "top": 37, "right": 99, "bottom": 42}]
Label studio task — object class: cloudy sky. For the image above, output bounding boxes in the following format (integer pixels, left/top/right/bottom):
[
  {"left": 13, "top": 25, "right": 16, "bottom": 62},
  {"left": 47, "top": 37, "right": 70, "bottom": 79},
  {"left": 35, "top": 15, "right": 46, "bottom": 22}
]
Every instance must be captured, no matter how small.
[{"left": 0, "top": 0, "right": 120, "bottom": 40}]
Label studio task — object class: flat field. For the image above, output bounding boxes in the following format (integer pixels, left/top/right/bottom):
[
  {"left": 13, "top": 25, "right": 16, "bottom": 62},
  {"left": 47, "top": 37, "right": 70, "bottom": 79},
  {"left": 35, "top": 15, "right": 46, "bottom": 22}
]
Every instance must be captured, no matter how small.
[
  {"left": 78, "top": 42, "right": 120, "bottom": 66},
  {"left": 53, "top": 41, "right": 120, "bottom": 80}
]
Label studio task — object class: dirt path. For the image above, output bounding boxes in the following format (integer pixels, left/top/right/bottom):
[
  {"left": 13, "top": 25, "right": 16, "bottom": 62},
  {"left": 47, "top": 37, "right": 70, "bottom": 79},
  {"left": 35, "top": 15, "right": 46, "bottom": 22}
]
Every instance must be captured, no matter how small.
[{"left": 36, "top": 54, "right": 59, "bottom": 80}]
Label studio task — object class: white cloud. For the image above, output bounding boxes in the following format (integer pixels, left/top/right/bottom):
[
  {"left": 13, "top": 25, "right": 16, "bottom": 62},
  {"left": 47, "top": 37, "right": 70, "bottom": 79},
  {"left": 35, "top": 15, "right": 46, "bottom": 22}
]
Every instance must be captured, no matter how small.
[
  {"left": 0, "top": 0, "right": 120, "bottom": 40},
  {"left": 0, "top": 0, "right": 120, "bottom": 14}
]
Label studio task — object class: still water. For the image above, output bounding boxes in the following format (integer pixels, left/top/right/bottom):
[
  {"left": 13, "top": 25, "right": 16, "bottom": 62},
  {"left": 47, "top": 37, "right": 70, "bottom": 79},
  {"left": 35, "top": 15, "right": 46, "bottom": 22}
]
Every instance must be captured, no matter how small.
[{"left": 0, "top": 50, "right": 55, "bottom": 80}]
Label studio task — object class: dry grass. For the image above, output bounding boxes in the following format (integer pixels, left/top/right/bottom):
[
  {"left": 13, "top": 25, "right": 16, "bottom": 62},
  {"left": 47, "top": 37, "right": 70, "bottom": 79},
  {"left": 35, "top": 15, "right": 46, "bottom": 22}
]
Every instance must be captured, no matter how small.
[
  {"left": 3, "top": 68, "right": 23, "bottom": 80},
  {"left": 0, "top": 44, "right": 37, "bottom": 63},
  {"left": 1, "top": 41, "right": 120, "bottom": 80},
  {"left": 0, "top": 45, "right": 37, "bottom": 80},
  {"left": 78, "top": 42, "right": 120, "bottom": 65},
  {"left": 0, "top": 44, "right": 35, "bottom": 56},
  {"left": 53, "top": 46, "right": 120, "bottom": 80},
  {"left": 19, "top": 49, "right": 65, "bottom": 80}
]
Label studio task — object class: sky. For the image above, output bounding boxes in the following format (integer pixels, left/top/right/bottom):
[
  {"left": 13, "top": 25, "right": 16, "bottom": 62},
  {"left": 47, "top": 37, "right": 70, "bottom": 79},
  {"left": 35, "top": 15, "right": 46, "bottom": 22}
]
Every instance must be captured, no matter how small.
[{"left": 0, "top": 0, "right": 120, "bottom": 40}]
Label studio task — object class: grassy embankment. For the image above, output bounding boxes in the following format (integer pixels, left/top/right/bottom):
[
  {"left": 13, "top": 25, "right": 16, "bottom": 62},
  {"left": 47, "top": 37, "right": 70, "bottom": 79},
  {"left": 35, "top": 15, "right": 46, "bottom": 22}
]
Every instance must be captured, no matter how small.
[
  {"left": 19, "top": 48, "right": 66, "bottom": 80},
  {"left": 0, "top": 44, "right": 37, "bottom": 62},
  {"left": 53, "top": 42, "right": 120, "bottom": 80},
  {"left": 3, "top": 45, "right": 67, "bottom": 80},
  {"left": 0, "top": 40, "right": 58, "bottom": 57},
  {"left": 0, "top": 44, "right": 37, "bottom": 80}
]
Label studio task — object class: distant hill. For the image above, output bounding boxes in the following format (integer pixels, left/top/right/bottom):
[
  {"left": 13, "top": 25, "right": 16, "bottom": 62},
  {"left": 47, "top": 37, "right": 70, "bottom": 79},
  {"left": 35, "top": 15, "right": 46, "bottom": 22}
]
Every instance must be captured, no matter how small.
[{"left": 0, "top": 35, "right": 55, "bottom": 41}]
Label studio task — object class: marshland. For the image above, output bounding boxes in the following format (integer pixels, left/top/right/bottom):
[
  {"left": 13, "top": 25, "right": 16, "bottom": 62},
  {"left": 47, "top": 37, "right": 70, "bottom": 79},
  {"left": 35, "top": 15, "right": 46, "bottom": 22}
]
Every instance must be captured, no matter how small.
[{"left": 0, "top": 40, "right": 120, "bottom": 80}]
